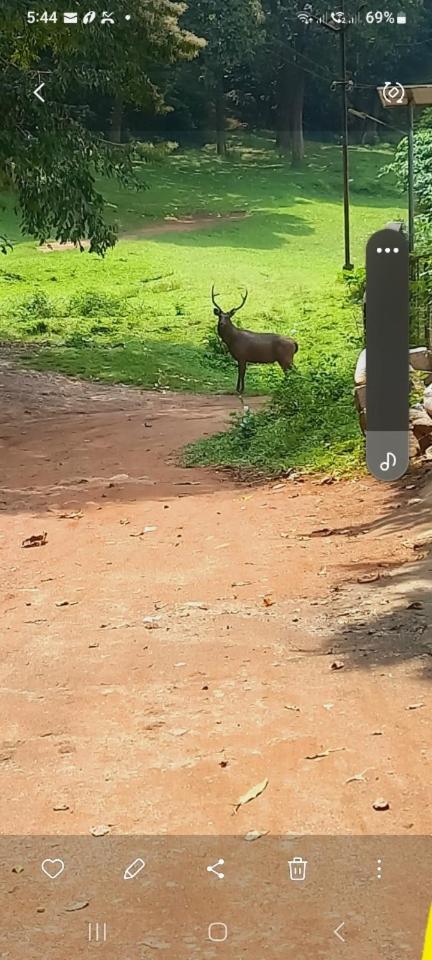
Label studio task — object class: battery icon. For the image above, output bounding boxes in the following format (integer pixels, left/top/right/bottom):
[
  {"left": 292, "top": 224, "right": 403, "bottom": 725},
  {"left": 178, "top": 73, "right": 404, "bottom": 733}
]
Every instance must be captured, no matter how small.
[{"left": 396, "top": 12, "right": 407, "bottom": 23}]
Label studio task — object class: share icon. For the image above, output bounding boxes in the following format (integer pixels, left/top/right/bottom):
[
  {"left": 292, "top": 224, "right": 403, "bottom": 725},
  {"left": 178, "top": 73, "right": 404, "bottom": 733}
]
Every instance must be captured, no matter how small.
[{"left": 207, "top": 858, "right": 225, "bottom": 879}]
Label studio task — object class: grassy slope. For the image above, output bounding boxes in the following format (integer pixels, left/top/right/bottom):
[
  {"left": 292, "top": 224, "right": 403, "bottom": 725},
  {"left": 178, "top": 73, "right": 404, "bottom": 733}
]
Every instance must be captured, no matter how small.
[{"left": 0, "top": 135, "right": 404, "bottom": 471}]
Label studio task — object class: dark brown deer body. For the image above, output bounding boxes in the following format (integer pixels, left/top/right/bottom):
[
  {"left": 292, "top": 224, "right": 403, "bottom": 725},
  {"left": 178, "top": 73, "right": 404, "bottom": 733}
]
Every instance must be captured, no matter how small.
[{"left": 212, "top": 286, "right": 298, "bottom": 393}]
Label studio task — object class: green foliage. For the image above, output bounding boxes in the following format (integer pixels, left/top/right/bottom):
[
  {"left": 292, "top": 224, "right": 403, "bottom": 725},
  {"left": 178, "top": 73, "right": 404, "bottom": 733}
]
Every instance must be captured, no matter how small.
[
  {"left": 16, "top": 291, "right": 54, "bottom": 318},
  {"left": 133, "top": 141, "right": 179, "bottom": 163},
  {"left": 0, "top": 0, "right": 202, "bottom": 253},
  {"left": 417, "top": 108, "right": 432, "bottom": 130},
  {"left": 340, "top": 267, "right": 366, "bottom": 306},
  {"left": 382, "top": 130, "right": 432, "bottom": 253},
  {"left": 0, "top": 136, "right": 405, "bottom": 472},
  {"left": 185, "top": 360, "right": 364, "bottom": 475},
  {"left": 186, "top": 0, "right": 264, "bottom": 78},
  {"left": 383, "top": 130, "right": 432, "bottom": 215},
  {"left": 67, "top": 291, "right": 123, "bottom": 317},
  {"left": 203, "top": 329, "right": 232, "bottom": 368}
]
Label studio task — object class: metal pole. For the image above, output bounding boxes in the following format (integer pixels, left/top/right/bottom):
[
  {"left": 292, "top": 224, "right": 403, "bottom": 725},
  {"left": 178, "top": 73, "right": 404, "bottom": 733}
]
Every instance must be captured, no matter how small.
[
  {"left": 407, "top": 99, "right": 415, "bottom": 253},
  {"left": 340, "top": 25, "right": 353, "bottom": 270}
]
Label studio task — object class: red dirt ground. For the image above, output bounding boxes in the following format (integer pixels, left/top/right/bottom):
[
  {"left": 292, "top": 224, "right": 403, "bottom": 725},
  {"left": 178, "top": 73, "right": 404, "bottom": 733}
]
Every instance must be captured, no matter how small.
[{"left": 0, "top": 359, "right": 431, "bottom": 837}]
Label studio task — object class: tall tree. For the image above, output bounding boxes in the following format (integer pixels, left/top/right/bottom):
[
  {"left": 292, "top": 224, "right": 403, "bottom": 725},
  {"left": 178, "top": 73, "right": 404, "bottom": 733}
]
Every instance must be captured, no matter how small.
[
  {"left": 184, "top": 0, "right": 264, "bottom": 155},
  {"left": 258, "top": 0, "right": 429, "bottom": 165},
  {"left": 259, "top": 0, "right": 330, "bottom": 165},
  {"left": 0, "top": 0, "right": 203, "bottom": 253}
]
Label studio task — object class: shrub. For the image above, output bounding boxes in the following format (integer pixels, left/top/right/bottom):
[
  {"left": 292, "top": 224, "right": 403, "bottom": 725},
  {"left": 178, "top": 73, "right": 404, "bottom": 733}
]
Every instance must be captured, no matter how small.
[
  {"left": 133, "top": 140, "right": 178, "bottom": 163},
  {"left": 186, "top": 359, "right": 363, "bottom": 476},
  {"left": 203, "top": 329, "right": 232, "bottom": 368},
  {"left": 67, "top": 291, "right": 123, "bottom": 316},
  {"left": 16, "top": 291, "right": 54, "bottom": 318},
  {"left": 382, "top": 130, "right": 432, "bottom": 216},
  {"left": 340, "top": 267, "right": 365, "bottom": 306}
]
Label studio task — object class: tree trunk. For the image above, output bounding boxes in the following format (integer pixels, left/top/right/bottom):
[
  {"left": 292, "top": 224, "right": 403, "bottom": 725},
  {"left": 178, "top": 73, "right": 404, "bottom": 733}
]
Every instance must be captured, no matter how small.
[
  {"left": 276, "top": 62, "right": 305, "bottom": 166},
  {"left": 289, "top": 68, "right": 304, "bottom": 168},
  {"left": 110, "top": 97, "right": 124, "bottom": 144},
  {"left": 215, "top": 80, "right": 226, "bottom": 156},
  {"left": 276, "top": 63, "right": 291, "bottom": 156}
]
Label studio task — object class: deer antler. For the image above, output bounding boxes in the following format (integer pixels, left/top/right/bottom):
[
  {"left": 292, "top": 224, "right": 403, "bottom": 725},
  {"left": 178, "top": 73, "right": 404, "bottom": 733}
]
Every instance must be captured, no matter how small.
[
  {"left": 211, "top": 284, "right": 222, "bottom": 310},
  {"left": 231, "top": 289, "right": 248, "bottom": 315}
]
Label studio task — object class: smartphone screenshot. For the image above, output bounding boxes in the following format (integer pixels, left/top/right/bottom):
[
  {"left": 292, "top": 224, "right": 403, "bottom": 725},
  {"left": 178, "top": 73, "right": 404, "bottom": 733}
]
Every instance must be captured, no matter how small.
[{"left": 1, "top": 1, "right": 431, "bottom": 956}]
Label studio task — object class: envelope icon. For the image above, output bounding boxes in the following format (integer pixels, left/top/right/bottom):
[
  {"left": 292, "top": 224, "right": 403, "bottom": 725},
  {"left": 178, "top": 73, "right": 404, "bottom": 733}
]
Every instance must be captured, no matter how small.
[{"left": 64, "top": 12, "right": 78, "bottom": 23}]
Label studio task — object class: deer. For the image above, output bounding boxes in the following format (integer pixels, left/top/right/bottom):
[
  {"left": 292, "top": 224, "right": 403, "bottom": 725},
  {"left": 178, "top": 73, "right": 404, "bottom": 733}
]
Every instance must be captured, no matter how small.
[{"left": 211, "top": 286, "right": 298, "bottom": 394}]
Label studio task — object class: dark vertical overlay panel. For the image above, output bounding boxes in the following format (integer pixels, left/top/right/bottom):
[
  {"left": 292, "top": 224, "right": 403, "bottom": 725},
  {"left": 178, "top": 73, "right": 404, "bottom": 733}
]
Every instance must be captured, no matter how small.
[{"left": 365, "top": 229, "right": 409, "bottom": 481}]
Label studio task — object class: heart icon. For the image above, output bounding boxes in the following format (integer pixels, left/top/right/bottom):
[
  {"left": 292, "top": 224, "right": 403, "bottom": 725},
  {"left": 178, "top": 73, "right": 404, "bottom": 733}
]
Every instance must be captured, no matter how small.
[{"left": 41, "top": 858, "right": 65, "bottom": 879}]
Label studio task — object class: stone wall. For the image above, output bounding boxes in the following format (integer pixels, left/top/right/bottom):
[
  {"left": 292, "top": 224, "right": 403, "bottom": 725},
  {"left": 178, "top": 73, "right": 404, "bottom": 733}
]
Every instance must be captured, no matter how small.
[{"left": 354, "top": 347, "right": 432, "bottom": 459}]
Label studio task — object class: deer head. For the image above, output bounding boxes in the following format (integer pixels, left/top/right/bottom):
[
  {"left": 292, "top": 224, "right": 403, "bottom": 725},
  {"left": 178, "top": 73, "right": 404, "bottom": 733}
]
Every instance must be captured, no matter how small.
[{"left": 211, "top": 286, "right": 248, "bottom": 335}]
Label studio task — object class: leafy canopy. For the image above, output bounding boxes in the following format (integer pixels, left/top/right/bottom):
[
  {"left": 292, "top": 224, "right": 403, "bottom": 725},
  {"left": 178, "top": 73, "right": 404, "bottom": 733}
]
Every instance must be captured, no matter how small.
[{"left": 0, "top": 0, "right": 203, "bottom": 253}]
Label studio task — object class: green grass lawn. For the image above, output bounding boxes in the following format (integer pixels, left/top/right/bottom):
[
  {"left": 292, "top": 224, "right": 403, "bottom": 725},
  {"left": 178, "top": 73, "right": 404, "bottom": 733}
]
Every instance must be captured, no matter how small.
[{"left": 0, "top": 133, "right": 405, "bottom": 473}]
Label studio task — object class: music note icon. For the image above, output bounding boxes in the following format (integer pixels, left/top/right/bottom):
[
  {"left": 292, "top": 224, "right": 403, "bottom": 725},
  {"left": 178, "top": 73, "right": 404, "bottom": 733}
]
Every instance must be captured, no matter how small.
[{"left": 380, "top": 451, "right": 397, "bottom": 472}]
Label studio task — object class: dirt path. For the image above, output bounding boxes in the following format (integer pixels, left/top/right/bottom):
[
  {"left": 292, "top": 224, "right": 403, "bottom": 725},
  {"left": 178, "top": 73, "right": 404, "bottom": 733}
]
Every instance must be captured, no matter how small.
[
  {"left": 37, "top": 211, "right": 250, "bottom": 251},
  {"left": 0, "top": 360, "right": 431, "bottom": 837}
]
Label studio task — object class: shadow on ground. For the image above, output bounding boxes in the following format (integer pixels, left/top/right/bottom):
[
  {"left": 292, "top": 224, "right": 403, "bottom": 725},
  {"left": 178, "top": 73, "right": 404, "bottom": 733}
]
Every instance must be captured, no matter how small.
[{"left": 321, "top": 471, "right": 432, "bottom": 680}]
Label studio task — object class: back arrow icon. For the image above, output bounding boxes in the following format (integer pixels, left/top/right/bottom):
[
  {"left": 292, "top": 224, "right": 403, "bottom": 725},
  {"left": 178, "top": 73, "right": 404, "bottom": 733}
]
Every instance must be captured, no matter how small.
[
  {"left": 334, "top": 922, "right": 346, "bottom": 943},
  {"left": 33, "top": 82, "right": 45, "bottom": 102}
]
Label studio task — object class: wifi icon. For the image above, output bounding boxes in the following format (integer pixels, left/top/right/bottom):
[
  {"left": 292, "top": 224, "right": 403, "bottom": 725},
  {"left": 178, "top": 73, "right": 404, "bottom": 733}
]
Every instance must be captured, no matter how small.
[{"left": 297, "top": 10, "right": 313, "bottom": 23}]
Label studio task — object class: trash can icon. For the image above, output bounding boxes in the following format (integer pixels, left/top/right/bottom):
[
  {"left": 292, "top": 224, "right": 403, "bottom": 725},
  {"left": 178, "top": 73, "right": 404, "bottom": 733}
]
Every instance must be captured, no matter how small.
[{"left": 288, "top": 856, "right": 308, "bottom": 881}]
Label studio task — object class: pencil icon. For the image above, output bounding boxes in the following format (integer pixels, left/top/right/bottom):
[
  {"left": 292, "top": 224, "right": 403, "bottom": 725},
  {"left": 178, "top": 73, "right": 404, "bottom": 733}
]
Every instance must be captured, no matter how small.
[{"left": 123, "top": 857, "right": 146, "bottom": 880}]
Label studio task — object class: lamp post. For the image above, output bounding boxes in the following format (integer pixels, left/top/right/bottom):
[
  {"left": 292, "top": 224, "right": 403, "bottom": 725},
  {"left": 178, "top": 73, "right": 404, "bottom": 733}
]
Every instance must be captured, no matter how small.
[
  {"left": 311, "top": 12, "right": 353, "bottom": 270},
  {"left": 339, "top": 24, "right": 353, "bottom": 270}
]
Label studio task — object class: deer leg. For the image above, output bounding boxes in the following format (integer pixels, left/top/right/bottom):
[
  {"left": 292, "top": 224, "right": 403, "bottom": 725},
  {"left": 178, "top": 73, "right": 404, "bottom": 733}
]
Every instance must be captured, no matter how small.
[
  {"left": 237, "top": 361, "right": 246, "bottom": 394},
  {"left": 278, "top": 359, "right": 291, "bottom": 373}
]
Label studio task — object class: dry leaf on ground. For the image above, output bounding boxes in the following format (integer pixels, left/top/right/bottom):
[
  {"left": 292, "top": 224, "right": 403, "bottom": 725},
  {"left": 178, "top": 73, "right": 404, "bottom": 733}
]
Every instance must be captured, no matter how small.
[
  {"left": 345, "top": 769, "right": 369, "bottom": 784},
  {"left": 305, "top": 748, "right": 345, "bottom": 761},
  {"left": 139, "top": 938, "right": 170, "bottom": 949},
  {"left": 307, "top": 528, "right": 334, "bottom": 538},
  {"left": 233, "top": 778, "right": 269, "bottom": 814},
  {"left": 21, "top": 532, "right": 47, "bottom": 548},
  {"left": 65, "top": 901, "right": 89, "bottom": 912}
]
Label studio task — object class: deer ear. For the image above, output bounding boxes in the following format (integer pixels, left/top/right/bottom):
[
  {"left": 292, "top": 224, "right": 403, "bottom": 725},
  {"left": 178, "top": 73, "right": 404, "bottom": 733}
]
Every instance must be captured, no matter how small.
[{"left": 213, "top": 308, "right": 219, "bottom": 316}]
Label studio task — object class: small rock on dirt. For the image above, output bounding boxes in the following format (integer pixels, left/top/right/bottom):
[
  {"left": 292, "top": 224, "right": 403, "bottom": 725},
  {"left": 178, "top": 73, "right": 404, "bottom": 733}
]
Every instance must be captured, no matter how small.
[
  {"left": 90, "top": 825, "right": 111, "bottom": 837},
  {"left": 373, "top": 798, "right": 390, "bottom": 811},
  {"left": 331, "top": 660, "right": 345, "bottom": 671},
  {"left": 244, "top": 830, "right": 268, "bottom": 841}
]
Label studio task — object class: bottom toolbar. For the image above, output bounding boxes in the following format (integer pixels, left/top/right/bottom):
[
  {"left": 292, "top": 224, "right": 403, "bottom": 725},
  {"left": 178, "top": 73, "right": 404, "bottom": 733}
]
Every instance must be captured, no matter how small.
[{"left": 0, "top": 836, "right": 430, "bottom": 958}]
